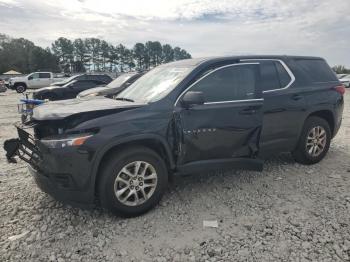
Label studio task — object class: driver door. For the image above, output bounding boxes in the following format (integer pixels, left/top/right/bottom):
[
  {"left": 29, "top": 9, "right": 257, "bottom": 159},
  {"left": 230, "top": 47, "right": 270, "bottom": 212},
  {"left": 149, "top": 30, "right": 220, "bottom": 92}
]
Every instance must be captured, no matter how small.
[{"left": 175, "top": 63, "right": 264, "bottom": 173}]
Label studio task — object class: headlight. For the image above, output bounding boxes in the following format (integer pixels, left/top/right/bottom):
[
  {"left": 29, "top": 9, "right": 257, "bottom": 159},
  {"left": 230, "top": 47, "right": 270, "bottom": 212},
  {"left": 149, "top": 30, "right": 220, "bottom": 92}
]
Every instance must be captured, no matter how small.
[{"left": 40, "top": 133, "right": 93, "bottom": 148}]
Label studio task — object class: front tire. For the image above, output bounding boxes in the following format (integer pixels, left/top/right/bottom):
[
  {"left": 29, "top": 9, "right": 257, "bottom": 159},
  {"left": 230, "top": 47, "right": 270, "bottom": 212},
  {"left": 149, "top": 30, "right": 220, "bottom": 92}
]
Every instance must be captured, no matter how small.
[
  {"left": 98, "top": 146, "right": 168, "bottom": 217},
  {"left": 292, "top": 116, "right": 331, "bottom": 165},
  {"left": 15, "top": 85, "right": 26, "bottom": 93}
]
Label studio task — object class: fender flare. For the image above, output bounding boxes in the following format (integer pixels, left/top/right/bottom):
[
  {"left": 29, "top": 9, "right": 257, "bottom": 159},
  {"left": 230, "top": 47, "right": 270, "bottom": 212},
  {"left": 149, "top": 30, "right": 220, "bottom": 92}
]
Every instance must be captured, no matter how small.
[
  {"left": 298, "top": 107, "right": 336, "bottom": 139},
  {"left": 89, "top": 133, "right": 175, "bottom": 186}
]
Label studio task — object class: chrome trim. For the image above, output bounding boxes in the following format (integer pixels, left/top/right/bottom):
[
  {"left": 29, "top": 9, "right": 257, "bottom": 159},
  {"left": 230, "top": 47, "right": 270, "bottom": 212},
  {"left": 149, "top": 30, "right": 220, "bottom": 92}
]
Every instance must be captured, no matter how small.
[
  {"left": 174, "top": 62, "right": 260, "bottom": 106},
  {"left": 204, "top": 98, "right": 263, "bottom": 105},
  {"left": 240, "top": 59, "right": 296, "bottom": 93}
]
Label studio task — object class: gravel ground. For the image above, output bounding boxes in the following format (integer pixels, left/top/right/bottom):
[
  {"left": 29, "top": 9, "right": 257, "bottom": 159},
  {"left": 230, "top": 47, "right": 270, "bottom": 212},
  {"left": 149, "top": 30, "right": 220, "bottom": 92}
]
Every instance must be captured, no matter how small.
[{"left": 0, "top": 90, "right": 349, "bottom": 262}]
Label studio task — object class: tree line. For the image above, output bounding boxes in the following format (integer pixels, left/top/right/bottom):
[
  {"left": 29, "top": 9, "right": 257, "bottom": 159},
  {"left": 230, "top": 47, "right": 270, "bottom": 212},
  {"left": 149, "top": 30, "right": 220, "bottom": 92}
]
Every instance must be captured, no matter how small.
[
  {"left": 52, "top": 37, "right": 191, "bottom": 73},
  {"left": 0, "top": 34, "right": 60, "bottom": 74},
  {"left": 332, "top": 65, "right": 350, "bottom": 74},
  {"left": 0, "top": 34, "right": 192, "bottom": 74}
]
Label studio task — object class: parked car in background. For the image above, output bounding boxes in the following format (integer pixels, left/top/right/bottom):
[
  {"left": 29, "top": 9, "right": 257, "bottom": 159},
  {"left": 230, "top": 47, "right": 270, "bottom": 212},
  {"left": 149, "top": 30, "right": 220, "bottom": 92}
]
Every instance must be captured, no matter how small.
[
  {"left": 0, "top": 79, "right": 6, "bottom": 93},
  {"left": 4, "top": 56, "right": 344, "bottom": 217},
  {"left": 32, "top": 77, "right": 112, "bottom": 101},
  {"left": 8, "top": 72, "right": 65, "bottom": 93},
  {"left": 338, "top": 74, "right": 350, "bottom": 88},
  {"left": 51, "top": 73, "right": 112, "bottom": 87},
  {"left": 77, "top": 72, "right": 144, "bottom": 98},
  {"left": 337, "top": 74, "right": 347, "bottom": 79}
]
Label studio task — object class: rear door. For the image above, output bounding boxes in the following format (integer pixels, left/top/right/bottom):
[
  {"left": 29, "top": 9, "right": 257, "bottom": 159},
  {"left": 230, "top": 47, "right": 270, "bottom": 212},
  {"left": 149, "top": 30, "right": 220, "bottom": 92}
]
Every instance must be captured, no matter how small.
[
  {"left": 175, "top": 63, "right": 263, "bottom": 170},
  {"left": 241, "top": 59, "right": 305, "bottom": 154}
]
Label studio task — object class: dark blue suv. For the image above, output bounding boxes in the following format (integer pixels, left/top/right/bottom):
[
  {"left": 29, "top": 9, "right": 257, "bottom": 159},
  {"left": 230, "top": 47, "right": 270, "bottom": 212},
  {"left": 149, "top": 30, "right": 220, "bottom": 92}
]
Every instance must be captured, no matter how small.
[{"left": 4, "top": 56, "right": 345, "bottom": 217}]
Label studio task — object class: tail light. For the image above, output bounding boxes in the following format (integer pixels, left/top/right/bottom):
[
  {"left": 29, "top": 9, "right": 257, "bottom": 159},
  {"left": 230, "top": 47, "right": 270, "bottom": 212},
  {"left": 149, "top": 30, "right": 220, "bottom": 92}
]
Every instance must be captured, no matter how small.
[{"left": 333, "top": 85, "right": 346, "bottom": 95}]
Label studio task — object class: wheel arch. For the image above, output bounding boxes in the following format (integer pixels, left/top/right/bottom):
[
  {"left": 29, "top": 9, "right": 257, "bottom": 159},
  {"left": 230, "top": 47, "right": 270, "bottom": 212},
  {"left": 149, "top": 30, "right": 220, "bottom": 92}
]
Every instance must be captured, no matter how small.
[
  {"left": 91, "top": 134, "right": 175, "bottom": 193},
  {"left": 13, "top": 82, "right": 27, "bottom": 88},
  {"left": 307, "top": 110, "right": 335, "bottom": 137}
]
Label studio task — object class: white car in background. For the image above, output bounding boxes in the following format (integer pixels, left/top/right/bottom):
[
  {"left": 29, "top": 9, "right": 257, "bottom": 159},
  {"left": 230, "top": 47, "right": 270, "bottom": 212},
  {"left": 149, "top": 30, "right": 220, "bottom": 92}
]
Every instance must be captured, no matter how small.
[
  {"left": 338, "top": 74, "right": 350, "bottom": 88},
  {"left": 8, "top": 72, "right": 65, "bottom": 93}
]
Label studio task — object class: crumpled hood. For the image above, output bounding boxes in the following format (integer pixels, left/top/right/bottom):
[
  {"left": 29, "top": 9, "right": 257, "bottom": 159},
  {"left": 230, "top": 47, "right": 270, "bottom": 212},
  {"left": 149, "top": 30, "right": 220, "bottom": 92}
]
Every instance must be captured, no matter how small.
[{"left": 33, "top": 96, "right": 145, "bottom": 121}]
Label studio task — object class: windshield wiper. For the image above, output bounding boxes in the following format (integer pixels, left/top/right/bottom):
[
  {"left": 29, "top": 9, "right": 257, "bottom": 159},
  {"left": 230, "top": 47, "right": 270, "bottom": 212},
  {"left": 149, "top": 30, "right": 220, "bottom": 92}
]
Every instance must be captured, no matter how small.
[{"left": 115, "top": 97, "right": 135, "bottom": 102}]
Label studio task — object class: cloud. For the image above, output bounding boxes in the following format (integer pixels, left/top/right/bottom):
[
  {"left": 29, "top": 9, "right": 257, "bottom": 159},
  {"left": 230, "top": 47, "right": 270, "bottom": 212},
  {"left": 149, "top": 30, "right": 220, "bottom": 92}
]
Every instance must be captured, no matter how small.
[{"left": 0, "top": 0, "right": 349, "bottom": 66}]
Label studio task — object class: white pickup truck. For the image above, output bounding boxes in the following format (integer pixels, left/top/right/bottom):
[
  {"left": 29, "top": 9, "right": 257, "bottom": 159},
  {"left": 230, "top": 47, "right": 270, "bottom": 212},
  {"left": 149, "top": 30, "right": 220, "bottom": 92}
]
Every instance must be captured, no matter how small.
[{"left": 8, "top": 72, "right": 65, "bottom": 93}]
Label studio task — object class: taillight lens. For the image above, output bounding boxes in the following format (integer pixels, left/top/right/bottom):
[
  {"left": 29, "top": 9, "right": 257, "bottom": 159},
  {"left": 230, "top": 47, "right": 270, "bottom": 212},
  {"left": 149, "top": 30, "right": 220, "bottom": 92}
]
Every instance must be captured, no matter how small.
[{"left": 333, "top": 85, "right": 346, "bottom": 95}]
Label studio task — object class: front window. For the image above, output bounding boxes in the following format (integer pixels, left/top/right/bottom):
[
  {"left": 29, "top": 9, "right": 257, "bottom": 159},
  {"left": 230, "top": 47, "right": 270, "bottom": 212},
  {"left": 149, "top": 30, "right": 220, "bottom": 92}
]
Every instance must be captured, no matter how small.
[
  {"left": 116, "top": 66, "right": 193, "bottom": 103},
  {"left": 189, "top": 64, "right": 258, "bottom": 102},
  {"left": 30, "top": 73, "right": 39, "bottom": 80}
]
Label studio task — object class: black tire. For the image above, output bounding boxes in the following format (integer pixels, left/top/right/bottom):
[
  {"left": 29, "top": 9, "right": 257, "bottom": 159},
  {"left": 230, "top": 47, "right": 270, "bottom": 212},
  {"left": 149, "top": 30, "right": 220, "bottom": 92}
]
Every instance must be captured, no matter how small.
[
  {"left": 292, "top": 116, "right": 331, "bottom": 165},
  {"left": 15, "top": 84, "right": 26, "bottom": 93},
  {"left": 98, "top": 146, "right": 168, "bottom": 217}
]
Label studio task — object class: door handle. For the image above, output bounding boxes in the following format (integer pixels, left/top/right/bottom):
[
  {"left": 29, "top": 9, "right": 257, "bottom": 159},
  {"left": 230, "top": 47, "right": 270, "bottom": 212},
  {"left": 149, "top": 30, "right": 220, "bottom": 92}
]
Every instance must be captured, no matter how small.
[
  {"left": 239, "top": 107, "right": 257, "bottom": 115},
  {"left": 292, "top": 94, "right": 302, "bottom": 101}
]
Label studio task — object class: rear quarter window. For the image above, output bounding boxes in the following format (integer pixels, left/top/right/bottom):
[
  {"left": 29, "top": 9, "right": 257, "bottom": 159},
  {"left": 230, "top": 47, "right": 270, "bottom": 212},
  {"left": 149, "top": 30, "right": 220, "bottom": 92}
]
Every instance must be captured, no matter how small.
[{"left": 294, "top": 59, "right": 338, "bottom": 83}]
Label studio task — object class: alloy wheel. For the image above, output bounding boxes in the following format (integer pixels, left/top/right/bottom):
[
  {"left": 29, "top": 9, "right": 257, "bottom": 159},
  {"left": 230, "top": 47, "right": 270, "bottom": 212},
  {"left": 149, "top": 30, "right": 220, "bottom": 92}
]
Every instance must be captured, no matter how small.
[
  {"left": 114, "top": 161, "right": 158, "bottom": 206},
  {"left": 306, "top": 126, "right": 327, "bottom": 157}
]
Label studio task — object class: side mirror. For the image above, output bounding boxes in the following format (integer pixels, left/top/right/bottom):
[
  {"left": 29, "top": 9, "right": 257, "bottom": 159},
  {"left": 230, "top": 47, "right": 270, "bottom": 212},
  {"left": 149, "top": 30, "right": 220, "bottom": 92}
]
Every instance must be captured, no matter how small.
[
  {"left": 181, "top": 91, "right": 205, "bottom": 108},
  {"left": 28, "top": 76, "right": 33, "bottom": 80}
]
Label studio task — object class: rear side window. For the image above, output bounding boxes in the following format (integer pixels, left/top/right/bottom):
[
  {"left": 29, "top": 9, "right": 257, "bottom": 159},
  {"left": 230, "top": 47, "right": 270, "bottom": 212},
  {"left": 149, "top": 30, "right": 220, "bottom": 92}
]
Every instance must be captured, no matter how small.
[
  {"left": 257, "top": 61, "right": 292, "bottom": 92},
  {"left": 190, "top": 64, "right": 257, "bottom": 102},
  {"left": 294, "top": 59, "right": 337, "bottom": 83},
  {"left": 39, "top": 73, "right": 50, "bottom": 78},
  {"left": 259, "top": 61, "right": 280, "bottom": 91},
  {"left": 275, "top": 62, "right": 292, "bottom": 87}
]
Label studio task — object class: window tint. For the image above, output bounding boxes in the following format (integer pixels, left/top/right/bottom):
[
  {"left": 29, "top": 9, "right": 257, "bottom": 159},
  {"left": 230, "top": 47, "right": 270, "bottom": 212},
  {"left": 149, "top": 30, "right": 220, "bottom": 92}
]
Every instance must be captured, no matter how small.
[
  {"left": 294, "top": 59, "right": 337, "bottom": 83},
  {"left": 99, "top": 75, "right": 112, "bottom": 83},
  {"left": 75, "top": 80, "right": 95, "bottom": 88},
  {"left": 30, "top": 73, "right": 39, "bottom": 79},
  {"left": 259, "top": 61, "right": 280, "bottom": 91},
  {"left": 190, "top": 65, "right": 257, "bottom": 102},
  {"left": 39, "top": 73, "right": 51, "bottom": 78},
  {"left": 275, "top": 62, "right": 291, "bottom": 87}
]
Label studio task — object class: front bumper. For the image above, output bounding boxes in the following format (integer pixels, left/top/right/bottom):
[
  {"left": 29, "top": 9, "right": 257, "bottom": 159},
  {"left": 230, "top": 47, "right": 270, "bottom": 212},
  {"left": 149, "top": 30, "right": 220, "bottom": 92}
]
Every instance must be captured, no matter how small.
[
  {"left": 28, "top": 165, "right": 94, "bottom": 208},
  {"left": 4, "top": 126, "right": 96, "bottom": 207}
]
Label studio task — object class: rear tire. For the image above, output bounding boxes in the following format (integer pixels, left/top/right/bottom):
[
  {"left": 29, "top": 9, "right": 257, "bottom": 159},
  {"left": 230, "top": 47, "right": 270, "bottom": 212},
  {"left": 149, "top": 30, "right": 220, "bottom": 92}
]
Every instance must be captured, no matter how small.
[
  {"left": 292, "top": 116, "right": 331, "bottom": 165},
  {"left": 98, "top": 146, "right": 168, "bottom": 217},
  {"left": 15, "top": 85, "right": 26, "bottom": 93}
]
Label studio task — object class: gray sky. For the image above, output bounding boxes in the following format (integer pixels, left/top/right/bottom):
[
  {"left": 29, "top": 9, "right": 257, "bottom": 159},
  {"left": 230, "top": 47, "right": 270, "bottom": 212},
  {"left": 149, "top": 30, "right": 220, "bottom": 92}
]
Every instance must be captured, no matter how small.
[{"left": 0, "top": 0, "right": 349, "bottom": 66}]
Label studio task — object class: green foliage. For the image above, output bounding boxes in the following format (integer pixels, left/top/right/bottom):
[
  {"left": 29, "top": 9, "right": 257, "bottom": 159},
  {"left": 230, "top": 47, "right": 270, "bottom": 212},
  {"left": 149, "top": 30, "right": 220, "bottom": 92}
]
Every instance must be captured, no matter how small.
[
  {"left": 0, "top": 33, "right": 192, "bottom": 74},
  {"left": 49, "top": 38, "right": 192, "bottom": 73},
  {"left": 332, "top": 65, "right": 350, "bottom": 74},
  {"left": 0, "top": 34, "right": 59, "bottom": 73}
]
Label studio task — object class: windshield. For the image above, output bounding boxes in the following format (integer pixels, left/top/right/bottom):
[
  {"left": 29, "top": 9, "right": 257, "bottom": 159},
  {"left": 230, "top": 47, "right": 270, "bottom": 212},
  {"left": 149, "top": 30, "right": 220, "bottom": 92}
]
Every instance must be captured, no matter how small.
[
  {"left": 107, "top": 74, "right": 134, "bottom": 88},
  {"left": 116, "top": 66, "right": 192, "bottom": 103},
  {"left": 62, "top": 80, "right": 77, "bottom": 87},
  {"left": 62, "top": 75, "right": 80, "bottom": 84}
]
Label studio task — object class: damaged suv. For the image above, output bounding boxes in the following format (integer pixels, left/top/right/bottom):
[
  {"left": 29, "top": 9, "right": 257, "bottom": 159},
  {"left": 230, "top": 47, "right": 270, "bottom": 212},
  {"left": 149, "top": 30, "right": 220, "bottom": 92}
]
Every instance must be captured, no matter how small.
[{"left": 4, "top": 56, "right": 344, "bottom": 217}]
